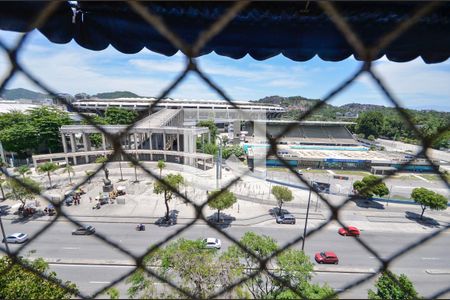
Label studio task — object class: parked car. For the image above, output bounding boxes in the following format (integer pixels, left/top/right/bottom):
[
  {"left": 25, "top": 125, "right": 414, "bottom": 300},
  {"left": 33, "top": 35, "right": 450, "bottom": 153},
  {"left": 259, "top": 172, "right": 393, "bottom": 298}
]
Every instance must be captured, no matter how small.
[
  {"left": 2, "top": 233, "right": 28, "bottom": 244},
  {"left": 72, "top": 225, "right": 96, "bottom": 235},
  {"left": 203, "top": 238, "right": 222, "bottom": 249},
  {"left": 315, "top": 251, "right": 339, "bottom": 264},
  {"left": 338, "top": 226, "right": 361, "bottom": 237},
  {"left": 276, "top": 214, "right": 296, "bottom": 224}
]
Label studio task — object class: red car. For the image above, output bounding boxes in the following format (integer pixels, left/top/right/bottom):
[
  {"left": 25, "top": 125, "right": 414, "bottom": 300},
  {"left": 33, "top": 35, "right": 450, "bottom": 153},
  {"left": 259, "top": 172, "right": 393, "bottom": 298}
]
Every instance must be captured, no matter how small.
[
  {"left": 338, "top": 226, "right": 361, "bottom": 237},
  {"left": 315, "top": 251, "right": 339, "bottom": 264}
]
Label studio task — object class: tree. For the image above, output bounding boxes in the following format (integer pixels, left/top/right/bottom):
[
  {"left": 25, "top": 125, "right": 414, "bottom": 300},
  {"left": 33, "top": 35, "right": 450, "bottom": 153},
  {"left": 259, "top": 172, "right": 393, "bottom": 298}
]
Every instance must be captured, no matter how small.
[
  {"left": 95, "top": 156, "right": 109, "bottom": 181},
  {"left": 63, "top": 164, "right": 75, "bottom": 185},
  {"left": 203, "top": 142, "right": 218, "bottom": 155},
  {"left": 15, "top": 165, "right": 30, "bottom": 179},
  {"left": 157, "top": 160, "right": 165, "bottom": 178},
  {"left": 85, "top": 170, "right": 95, "bottom": 184},
  {"left": 353, "top": 175, "right": 389, "bottom": 198},
  {"left": 356, "top": 111, "right": 384, "bottom": 139},
  {"left": 128, "top": 161, "right": 139, "bottom": 183},
  {"left": 222, "top": 145, "right": 245, "bottom": 159},
  {"left": 411, "top": 187, "right": 448, "bottom": 219},
  {"left": 227, "top": 232, "right": 333, "bottom": 299},
  {"left": 6, "top": 177, "right": 41, "bottom": 207},
  {"left": 0, "top": 255, "right": 78, "bottom": 299},
  {"left": 368, "top": 271, "right": 419, "bottom": 300},
  {"left": 271, "top": 186, "right": 293, "bottom": 215},
  {"left": 126, "top": 238, "right": 240, "bottom": 299},
  {"left": 37, "top": 162, "right": 59, "bottom": 189},
  {"left": 208, "top": 190, "right": 237, "bottom": 222},
  {"left": 153, "top": 173, "right": 183, "bottom": 221},
  {"left": 0, "top": 122, "right": 38, "bottom": 157},
  {"left": 197, "top": 120, "right": 218, "bottom": 143},
  {"left": 29, "top": 106, "right": 72, "bottom": 153},
  {"left": 104, "top": 107, "right": 138, "bottom": 125}
]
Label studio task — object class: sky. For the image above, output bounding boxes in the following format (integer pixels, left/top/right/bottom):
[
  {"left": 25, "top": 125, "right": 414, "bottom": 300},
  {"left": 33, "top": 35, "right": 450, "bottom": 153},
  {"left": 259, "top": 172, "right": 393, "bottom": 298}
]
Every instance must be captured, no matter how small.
[{"left": 1, "top": 29, "right": 450, "bottom": 111}]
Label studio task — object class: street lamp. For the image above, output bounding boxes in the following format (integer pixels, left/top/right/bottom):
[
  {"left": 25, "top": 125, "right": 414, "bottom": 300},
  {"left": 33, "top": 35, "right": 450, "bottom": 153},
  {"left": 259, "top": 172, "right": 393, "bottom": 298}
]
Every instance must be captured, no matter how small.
[
  {"left": 216, "top": 136, "right": 223, "bottom": 189},
  {"left": 301, "top": 180, "right": 313, "bottom": 251}
]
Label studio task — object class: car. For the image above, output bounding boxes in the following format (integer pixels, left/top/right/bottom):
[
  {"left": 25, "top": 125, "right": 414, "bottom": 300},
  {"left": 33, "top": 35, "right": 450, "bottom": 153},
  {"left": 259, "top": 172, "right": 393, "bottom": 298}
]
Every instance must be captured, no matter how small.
[
  {"left": 2, "top": 233, "right": 28, "bottom": 244},
  {"left": 72, "top": 225, "right": 96, "bottom": 235},
  {"left": 338, "top": 226, "right": 361, "bottom": 237},
  {"left": 296, "top": 169, "right": 303, "bottom": 175},
  {"left": 203, "top": 238, "right": 221, "bottom": 249},
  {"left": 315, "top": 251, "right": 339, "bottom": 264},
  {"left": 276, "top": 214, "right": 296, "bottom": 224}
]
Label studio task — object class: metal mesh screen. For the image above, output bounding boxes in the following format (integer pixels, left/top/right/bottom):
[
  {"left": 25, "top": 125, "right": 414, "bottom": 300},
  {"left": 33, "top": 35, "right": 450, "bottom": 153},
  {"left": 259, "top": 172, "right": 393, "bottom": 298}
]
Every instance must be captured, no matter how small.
[{"left": 0, "top": 1, "right": 449, "bottom": 299}]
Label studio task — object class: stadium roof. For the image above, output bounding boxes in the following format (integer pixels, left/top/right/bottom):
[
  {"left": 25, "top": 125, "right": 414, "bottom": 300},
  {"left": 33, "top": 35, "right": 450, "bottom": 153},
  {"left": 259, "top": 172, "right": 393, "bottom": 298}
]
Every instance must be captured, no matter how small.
[{"left": 1, "top": 1, "right": 449, "bottom": 63}]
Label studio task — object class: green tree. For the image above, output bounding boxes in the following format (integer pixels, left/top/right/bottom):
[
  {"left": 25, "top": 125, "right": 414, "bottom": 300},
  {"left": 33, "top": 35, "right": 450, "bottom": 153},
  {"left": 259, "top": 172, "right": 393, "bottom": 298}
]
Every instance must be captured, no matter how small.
[
  {"left": 227, "top": 232, "right": 332, "bottom": 299},
  {"left": 356, "top": 111, "right": 385, "bottom": 139},
  {"left": 105, "top": 107, "right": 138, "bottom": 125},
  {"left": 81, "top": 115, "right": 108, "bottom": 148},
  {"left": 153, "top": 173, "right": 183, "bottom": 221},
  {"left": 208, "top": 190, "right": 237, "bottom": 222},
  {"left": 411, "top": 187, "right": 448, "bottom": 219},
  {"left": 157, "top": 160, "right": 166, "bottom": 178},
  {"left": 222, "top": 145, "right": 245, "bottom": 159},
  {"left": 203, "top": 142, "right": 218, "bottom": 155},
  {"left": 126, "top": 238, "right": 240, "bottom": 299},
  {"left": 353, "top": 175, "right": 389, "bottom": 199},
  {"left": 15, "top": 165, "right": 31, "bottom": 179},
  {"left": 29, "top": 106, "right": 72, "bottom": 153},
  {"left": 0, "top": 256, "right": 78, "bottom": 299},
  {"left": 197, "top": 120, "right": 218, "bottom": 143},
  {"left": 63, "top": 164, "right": 75, "bottom": 185},
  {"left": 0, "top": 123, "right": 38, "bottom": 157},
  {"left": 6, "top": 177, "right": 41, "bottom": 207},
  {"left": 95, "top": 156, "right": 109, "bottom": 181},
  {"left": 368, "top": 271, "right": 419, "bottom": 300},
  {"left": 271, "top": 185, "right": 293, "bottom": 215},
  {"left": 37, "top": 162, "right": 59, "bottom": 189}
]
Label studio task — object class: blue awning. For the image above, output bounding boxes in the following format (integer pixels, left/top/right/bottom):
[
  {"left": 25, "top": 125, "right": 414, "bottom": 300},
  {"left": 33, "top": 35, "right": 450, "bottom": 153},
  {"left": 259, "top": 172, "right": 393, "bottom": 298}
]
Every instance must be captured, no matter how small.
[{"left": 1, "top": 1, "right": 449, "bottom": 63}]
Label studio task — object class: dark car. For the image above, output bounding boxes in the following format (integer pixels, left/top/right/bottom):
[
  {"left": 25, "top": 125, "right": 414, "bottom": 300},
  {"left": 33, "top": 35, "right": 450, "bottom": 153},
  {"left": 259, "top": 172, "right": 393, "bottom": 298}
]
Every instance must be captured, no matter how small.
[
  {"left": 315, "top": 251, "right": 339, "bottom": 264},
  {"left": 338, "top": 226, "right": 361, "bottom": 237},
  {"left": 276, "top": 214, "right": 296, "bottom": 224},
  {"left": 72, "top": 225, "right": 95, "bottom": 235}
]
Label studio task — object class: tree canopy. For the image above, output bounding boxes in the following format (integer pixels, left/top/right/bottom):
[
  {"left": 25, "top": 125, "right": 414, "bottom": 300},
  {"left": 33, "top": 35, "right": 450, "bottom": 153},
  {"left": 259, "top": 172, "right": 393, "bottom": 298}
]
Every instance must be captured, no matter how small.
[
  {"left": 353, "top": 175, "right": 389, "bottom": 199},
  {"left": 368, "top": 271, "right": 419, "bottom": 300},
  {"left": 37, "top": 162, "right": 59, "bottom": 189},
  {"left": 197, "top": 120, "right": 218, "bottom": 143},
  {"left": 104, "top": 107, "right": 138, "bottom": 125},
  {"left": 0, "top": 256, "right": 78, "bottom": 300},
  {"left": 411, "top": 187, "right": 448, "bottom": 219},
  {"left": 208, "top": 190, "right": 237, "bottom": 222},
  {"left": 153, "top": 173, "right": 183, "bottom": 221},
  {"left": 271, "top": 185, "right": 293, "bottom": 215},
  {"left": 355, "top": 111, "right": 385, "bottom": 139},
  {"left": 222, "top": 145, "right": 245, "bottom": 159}
]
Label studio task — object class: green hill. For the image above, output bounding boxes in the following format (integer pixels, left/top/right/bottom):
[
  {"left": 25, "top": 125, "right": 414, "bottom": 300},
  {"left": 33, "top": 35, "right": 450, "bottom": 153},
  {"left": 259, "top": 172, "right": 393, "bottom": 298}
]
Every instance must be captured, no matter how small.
[
  {"left": 0, "top": 88, "right": 50, "bottom": 100},
  {"left": 93, "top": 91, "right": 141, "bottom": 99}
]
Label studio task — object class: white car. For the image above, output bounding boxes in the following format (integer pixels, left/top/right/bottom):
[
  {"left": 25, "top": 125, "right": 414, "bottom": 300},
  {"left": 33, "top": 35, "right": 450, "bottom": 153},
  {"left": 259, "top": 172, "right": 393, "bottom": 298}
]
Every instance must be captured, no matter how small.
[
  {"left": 204, "top": 238, "right": 221, "bottom": 249},
  {"left": 3, "top": 233, "right": 28, "bottom": 244}
]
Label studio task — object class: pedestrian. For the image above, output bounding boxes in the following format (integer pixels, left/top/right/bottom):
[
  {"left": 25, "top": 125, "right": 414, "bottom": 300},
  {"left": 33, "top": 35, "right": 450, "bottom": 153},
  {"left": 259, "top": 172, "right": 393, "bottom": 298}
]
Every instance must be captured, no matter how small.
[{"left": 89, "top": 197, "right": 92, "bottom": 203}]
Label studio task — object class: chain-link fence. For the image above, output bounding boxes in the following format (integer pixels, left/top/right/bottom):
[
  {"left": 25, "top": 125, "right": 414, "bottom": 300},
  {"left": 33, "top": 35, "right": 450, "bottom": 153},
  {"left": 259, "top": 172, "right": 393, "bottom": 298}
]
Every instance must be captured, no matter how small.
[{"left": 0, "top": 1, "right": 449, "bottom": 299}]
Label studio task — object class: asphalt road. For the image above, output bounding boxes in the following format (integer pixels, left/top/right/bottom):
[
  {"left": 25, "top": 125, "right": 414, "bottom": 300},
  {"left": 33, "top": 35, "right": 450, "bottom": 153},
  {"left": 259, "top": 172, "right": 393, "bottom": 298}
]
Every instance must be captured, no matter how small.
[{"left": 1, "top": 219, "right": 449, "bottom": 298}]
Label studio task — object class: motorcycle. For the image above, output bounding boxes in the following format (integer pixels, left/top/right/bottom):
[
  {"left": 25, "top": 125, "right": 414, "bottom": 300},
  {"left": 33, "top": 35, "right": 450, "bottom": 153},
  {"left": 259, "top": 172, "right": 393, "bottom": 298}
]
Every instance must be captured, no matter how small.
[{"left": 136, "top": 224, "right": 145, "bottom": 231}]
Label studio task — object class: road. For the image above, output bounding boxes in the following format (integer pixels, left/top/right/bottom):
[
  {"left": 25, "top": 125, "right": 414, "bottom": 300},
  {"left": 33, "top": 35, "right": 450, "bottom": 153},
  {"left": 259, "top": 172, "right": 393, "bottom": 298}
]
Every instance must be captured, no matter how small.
[{"left": 1, "top": 219, "right": 449, "bottom": 298}]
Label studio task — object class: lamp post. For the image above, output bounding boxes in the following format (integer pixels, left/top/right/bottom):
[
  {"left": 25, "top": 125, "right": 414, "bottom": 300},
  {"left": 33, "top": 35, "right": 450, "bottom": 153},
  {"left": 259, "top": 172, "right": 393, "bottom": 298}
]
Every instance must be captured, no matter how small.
[
  {"left": 301, "top": 181, "right": 313, "bottom": 251},
  {"left": 0, "top": 209, "right": 10, "bottom": 255},
  {"left": 216, "top": 136, "right": 223, "bottom": 189}
]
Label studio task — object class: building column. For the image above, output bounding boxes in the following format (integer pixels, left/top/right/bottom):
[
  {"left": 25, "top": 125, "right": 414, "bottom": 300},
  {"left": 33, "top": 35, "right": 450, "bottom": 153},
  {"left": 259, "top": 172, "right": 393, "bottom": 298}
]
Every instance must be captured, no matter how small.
[
  {"left": 69, "top": 134, "right": 76, "bottom": 152},
  {"left": 82, "top": 133, "right": 90, "bottom": 163},
  {"left": 163, "top": 132, "right": 167, "bottom": 161},
  {"left": 61, "top": 133, "right": 69, "bottom": 165},
  {"left": 134, "top": 133, "right": 138, "bottom": 150},
  {"left": 177, "top": 133, "right": 180, "bottom": 152},
  {"left": 149, "top": 133, "right": 153, "bottom": 161}
]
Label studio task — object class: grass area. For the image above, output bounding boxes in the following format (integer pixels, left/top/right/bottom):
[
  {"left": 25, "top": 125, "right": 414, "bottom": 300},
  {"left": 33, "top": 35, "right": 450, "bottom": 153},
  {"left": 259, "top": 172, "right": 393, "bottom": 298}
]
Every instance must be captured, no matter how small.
[
  {"left": 333, "top": 170, "right": 371, "bottom": 176},
  {"left": 390, "top": 174, "right": 419, "bottom": 180}
]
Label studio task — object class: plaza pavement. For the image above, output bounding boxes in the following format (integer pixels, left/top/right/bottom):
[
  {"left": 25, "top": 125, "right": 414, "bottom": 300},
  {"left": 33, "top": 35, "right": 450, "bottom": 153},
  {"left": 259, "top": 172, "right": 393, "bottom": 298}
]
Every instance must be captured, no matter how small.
[{"left": 1, "top": 162, "right": 449, "bottom": 234}]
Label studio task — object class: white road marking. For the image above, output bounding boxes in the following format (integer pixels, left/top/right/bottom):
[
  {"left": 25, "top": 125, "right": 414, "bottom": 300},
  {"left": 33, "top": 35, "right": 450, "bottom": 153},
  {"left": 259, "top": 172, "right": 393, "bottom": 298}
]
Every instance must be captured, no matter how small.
[
  {"left": 327, "top": 170, "right": 335, "bottom": 175},
  {"left": 49, "top": 264, "right": 134, "bottom": 268},
  {"left": 89, "top": 281, "right": 111, "bottom": 284},
  {"left": 62, "top": 247, "right": 80, "bottom": 250},
  {"left": 422, "top": 257, "right": 440, "bottom": 260},
  {"left": 413, "top": 174, "right": 430, "bottom": 182}
]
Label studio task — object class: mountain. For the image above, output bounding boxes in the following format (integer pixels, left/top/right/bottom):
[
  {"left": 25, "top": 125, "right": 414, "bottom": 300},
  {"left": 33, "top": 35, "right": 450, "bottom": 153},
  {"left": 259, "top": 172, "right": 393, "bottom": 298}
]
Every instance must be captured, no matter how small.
[
  {"left": 0, "top": 88, "right": 50, "bottom": 100},
  {"left": 92, "top": 91, "right": 141, "bottom": 99}
]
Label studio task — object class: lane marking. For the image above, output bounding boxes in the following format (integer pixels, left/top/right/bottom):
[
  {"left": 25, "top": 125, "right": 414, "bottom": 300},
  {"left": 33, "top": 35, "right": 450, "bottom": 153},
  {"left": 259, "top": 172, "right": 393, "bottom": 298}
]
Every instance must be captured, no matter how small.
[
  {"left": 412, "top": 174, "right": 429, "bottom": 182},
  {"left": 89, "top": 281, "right": 111, "bottom": 284},
  {"left": 422, "top": 257, "right": 440, "bottom": 260},
  {"left": 49, "top": 263, "right": 134, "bottom": 268},
  {"left": 62, "top": 247, "right": 80, "bottom": 250}
]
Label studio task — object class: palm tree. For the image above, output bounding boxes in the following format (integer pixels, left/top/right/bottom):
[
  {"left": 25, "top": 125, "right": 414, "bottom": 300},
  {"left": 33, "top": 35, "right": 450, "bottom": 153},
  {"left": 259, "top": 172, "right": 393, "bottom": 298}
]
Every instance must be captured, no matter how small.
[
  {"left": 128, "top": 161, "right": 139, "bottom": 183},
  {"left": 37, "top": 162, "right": 59, "bottom": 189},
  {"left": 157, "top": 160, "right": 166, "bottom": 178},
  {"left": 15, "top": 165, "right": 31, "bottom": 179},
  {"left": 63, "top": 164, "right": 75, "bottom": 185},
  {"left": 153, "top": 173, "right": 183, "bottom": 221}
]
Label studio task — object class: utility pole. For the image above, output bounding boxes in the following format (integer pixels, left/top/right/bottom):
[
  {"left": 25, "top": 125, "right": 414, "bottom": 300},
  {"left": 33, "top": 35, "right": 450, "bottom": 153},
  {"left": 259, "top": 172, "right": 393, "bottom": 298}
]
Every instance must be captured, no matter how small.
[
  {"left": 301, "top": 181, "right": 313, "bottom": 251},
  {"left": 0, "top": 209, "right": 10, "bottom": 255},
  {"left": 216, "top": 136, "right": 223, "bottom": 189}
]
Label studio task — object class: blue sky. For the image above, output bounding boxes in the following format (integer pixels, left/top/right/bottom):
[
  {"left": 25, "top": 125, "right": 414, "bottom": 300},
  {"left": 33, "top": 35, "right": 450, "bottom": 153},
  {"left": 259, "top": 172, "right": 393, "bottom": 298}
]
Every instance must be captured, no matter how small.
[{"left": 1, "top": 29, "right": 450, "bottom": 111}]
